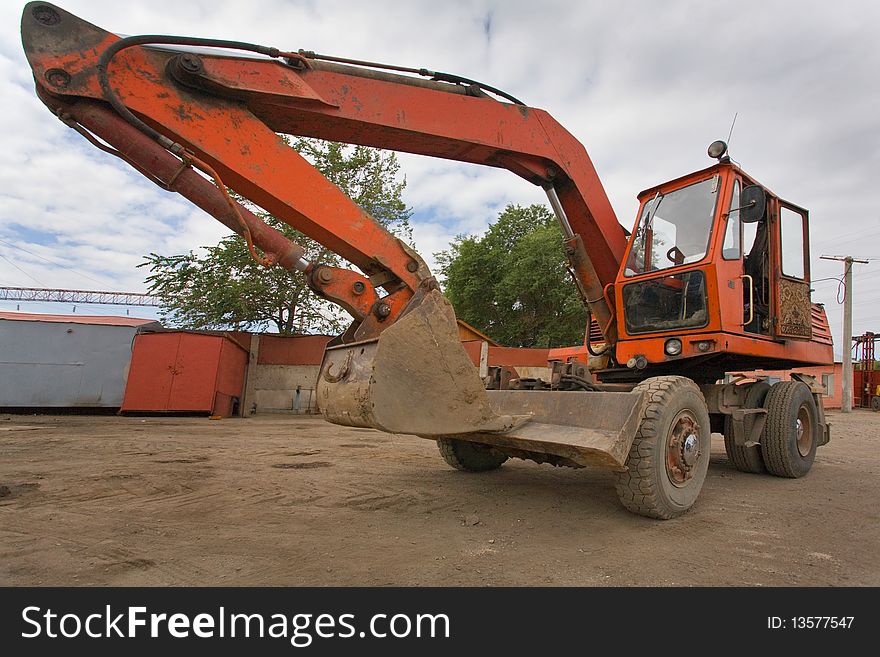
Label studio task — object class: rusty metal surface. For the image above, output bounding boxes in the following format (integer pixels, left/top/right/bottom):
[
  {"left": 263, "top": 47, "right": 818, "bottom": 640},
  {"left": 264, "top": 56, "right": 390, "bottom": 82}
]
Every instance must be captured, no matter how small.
[
  {"left": 664, "top": 411, "right": 700, "bottom": 485},
  {"left": 450, "top": 389, "right": 646, "bottom": 469},
  {"left": 317, "top": 290, "right": 528, "bottom": 434},
  {"left": 777, "top": 278, "right": 813, "bottom": 339}
]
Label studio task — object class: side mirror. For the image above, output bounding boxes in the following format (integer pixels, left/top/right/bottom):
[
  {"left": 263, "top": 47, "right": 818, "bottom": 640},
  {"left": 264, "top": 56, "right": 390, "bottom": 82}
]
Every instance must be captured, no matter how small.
[{"left": 740, "top": 185, "right": 766, "bottom": 223}]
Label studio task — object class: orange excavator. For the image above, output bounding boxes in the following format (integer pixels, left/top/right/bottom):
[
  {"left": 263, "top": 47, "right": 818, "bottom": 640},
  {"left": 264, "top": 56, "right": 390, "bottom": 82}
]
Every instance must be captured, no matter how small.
[{"left": 21, "top": 3, "right": 834, "bottom": 518}]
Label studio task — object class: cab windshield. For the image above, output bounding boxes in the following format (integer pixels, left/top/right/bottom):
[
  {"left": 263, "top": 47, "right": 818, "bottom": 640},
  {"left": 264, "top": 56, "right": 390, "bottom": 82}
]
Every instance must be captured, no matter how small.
[{"left": 624, "top": 176, "right": 720, "bottom": 276}]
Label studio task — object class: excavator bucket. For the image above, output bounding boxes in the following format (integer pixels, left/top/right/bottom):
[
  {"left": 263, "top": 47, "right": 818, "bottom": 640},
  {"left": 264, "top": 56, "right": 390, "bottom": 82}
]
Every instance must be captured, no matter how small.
[
  {"left": 317, "top": 290, "right": 530, "bottom": 435},
  {"left": 317, "top": 290, "right": 647, "bottom": 470}
]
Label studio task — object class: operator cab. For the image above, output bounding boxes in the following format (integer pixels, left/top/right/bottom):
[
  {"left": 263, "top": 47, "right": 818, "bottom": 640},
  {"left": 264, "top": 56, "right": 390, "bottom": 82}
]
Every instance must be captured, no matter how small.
[
  {"left": 611, "top": 140, "right": 824, "bottom": 379},
  {"left": 621, "top": 174, "right": 717, "bottom": 335}
]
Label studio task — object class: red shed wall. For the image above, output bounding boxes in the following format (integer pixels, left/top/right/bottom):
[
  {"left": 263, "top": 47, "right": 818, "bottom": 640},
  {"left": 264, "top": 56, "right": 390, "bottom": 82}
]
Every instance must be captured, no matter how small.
[
  {"left": 257, "top": 335, "right": 333, "bottom": 366},
  {"left": 123, "top": 332, "right": 247, "bottom": 415}
]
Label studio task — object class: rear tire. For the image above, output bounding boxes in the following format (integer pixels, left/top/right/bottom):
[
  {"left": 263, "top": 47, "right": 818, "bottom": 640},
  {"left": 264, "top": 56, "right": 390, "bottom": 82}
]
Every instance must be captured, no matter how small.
[
  {"left": 437, "top": 438, "right": 508, "bottom": 472},
  {"left": 723, "top": 381, "right": 770, "bottom": 474},
  {"left": 760, "top": 381, "right": 818, "bottom": 478},
  {"left": 615, "top": 376, "right": 711, "bottom": 520}
]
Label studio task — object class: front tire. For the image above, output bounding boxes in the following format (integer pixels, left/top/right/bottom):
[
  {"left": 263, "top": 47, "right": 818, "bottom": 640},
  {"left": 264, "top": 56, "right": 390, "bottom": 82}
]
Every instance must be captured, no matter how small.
[
  {"left": 760, "top": 381, "right": 818, "bottom": 478},
  {"left": 437, "top": 438, "right": 508, "bottom": 472},
  {"left": 615, "top": 376, "right": 711, "bottom": 519}
]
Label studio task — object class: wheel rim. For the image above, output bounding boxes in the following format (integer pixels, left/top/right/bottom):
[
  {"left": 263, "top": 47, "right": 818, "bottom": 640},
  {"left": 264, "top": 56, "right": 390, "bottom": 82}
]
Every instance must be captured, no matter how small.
[
  {"left": 796, "top": 404, "right": 813, "bottom": 457},
  {"left": 666, "top": 410, "right": 702, "bottom": 487}
]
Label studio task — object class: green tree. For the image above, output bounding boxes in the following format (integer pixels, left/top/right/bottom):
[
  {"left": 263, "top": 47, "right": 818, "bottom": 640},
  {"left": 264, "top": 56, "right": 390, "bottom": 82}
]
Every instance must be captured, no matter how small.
[
  {"left": 141, "top": 138, "right": 412, "bottom": 334},
  {"left": 436, "top": 204, "right": 588, "bottom": 348}
]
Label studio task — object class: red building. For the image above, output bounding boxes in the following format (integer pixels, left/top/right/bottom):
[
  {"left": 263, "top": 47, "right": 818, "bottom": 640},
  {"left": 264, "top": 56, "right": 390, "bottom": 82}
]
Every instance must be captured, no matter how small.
[{"left": 727, "top": 363, "right": 843, "bottom": 409}]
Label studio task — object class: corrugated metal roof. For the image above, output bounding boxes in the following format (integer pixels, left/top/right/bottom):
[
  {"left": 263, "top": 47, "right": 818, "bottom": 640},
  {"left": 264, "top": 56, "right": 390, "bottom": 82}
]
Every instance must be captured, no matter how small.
[{"left": 0, "top": 311, "right": 160, "bottom": 327}]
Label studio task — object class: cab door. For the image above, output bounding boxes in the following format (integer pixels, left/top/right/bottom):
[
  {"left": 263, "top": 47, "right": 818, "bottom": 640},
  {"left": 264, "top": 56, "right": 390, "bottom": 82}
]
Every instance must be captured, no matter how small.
[{"left": 773, "top": 200, "right": 813, "bottom": 339}]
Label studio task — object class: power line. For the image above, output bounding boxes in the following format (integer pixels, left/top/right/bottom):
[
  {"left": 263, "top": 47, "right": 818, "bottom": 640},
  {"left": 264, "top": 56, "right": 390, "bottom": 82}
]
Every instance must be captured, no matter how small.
[
  {"left": 0, "top": 253, "right": 44, "bottom": 286},
  {"left": 0, "top": 238, "right": 112, "bottom": 287},
  {"left": 812, "top": 226, "right": 880, "bottom": 250}
]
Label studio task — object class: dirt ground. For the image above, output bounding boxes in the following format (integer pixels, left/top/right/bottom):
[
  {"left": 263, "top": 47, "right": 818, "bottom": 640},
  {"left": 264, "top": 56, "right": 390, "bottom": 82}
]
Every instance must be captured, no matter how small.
[{"left": 1, "top": 410, "right": 878, "bottom": 586}]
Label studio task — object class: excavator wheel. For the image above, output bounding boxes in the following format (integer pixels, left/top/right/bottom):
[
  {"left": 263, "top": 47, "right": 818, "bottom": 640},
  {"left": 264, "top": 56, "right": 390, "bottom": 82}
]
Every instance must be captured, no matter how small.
[
  {"left": 615, "top": 376, "right": 711, "bottom": 520},
  {"left": 760, "top": 381, "right": 818, "bottom": 478},
  {"left": 871, "top": 396, "right": 880, "bottom": 412},
  {"left": 723, "top": 381, "right": 771, "bottom": 474},
  {"left": 437, "top": 438, "right": 508, "bottom": 472}
]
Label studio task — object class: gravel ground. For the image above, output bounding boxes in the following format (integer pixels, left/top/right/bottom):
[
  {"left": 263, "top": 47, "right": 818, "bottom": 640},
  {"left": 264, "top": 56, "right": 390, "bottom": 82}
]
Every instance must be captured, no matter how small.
[{"left": 1, "top": 409, "right": 877, "bottom": 586}]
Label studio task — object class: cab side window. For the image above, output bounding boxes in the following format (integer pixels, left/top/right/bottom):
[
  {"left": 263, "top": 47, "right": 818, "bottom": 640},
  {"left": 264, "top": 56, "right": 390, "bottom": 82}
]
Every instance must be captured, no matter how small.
[
  {"left": 780, "top": 206, "right": 807, "bottom": 279},
  {"left": 722, "top": 180, "right": 741, "bottom": 259}
]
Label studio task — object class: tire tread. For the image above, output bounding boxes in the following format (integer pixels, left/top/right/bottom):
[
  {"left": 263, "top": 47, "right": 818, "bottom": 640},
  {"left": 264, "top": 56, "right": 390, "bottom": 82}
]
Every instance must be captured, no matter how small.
[
  {"left": 615, "top": 376, "right": 707, "bottom": 520},
  {"left": 761, "top": 381, "right": 816, "bottom": 478},
  {"left": 438, "top": 438, "right": 507, "bottom": 472}
]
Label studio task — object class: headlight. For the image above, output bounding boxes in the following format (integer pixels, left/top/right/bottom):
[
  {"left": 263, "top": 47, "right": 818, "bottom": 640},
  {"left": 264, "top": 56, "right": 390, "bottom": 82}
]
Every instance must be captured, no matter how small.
[{"left": 664, "top": 338, "right": 682, "bottom": 356}]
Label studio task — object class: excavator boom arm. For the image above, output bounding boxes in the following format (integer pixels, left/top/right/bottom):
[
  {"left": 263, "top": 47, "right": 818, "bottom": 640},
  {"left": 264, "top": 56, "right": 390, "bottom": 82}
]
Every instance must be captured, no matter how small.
[{"left": 21, "top": 2, "right": 626, "bottom": 341}]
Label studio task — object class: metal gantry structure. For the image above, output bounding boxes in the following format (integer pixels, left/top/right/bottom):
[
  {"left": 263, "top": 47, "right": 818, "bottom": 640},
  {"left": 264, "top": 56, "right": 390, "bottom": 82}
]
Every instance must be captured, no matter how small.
[
  {"left": 0, "top": 286, "right": 159, "bottom": 307},
  {"left": 853, "top": 332, "right": 879, "bottom": 411}
]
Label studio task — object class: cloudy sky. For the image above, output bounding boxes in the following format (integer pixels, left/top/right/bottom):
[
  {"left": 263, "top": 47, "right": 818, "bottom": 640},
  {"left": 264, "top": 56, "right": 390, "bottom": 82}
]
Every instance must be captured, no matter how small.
[{"left": 1, "top": 0, "right": 878, "bottom": 356}]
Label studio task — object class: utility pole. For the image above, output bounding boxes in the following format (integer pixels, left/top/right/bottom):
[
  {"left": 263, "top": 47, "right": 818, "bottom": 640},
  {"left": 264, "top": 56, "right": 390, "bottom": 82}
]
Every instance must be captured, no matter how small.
[{"left": 820, "top": 255, "right": 869, "bottom": 412}]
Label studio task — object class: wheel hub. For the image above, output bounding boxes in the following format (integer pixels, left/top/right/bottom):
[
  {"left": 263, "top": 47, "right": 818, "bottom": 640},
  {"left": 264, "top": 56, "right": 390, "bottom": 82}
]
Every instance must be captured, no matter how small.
[
  {"left": 666, "top": 412, "right": 701, "bottom": 487},
  {"left": 796, "top": 405, "right": 813, "bottom": 457},
  {"left": 682, "top": 434, "right": 700, "bottom": 467}
]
